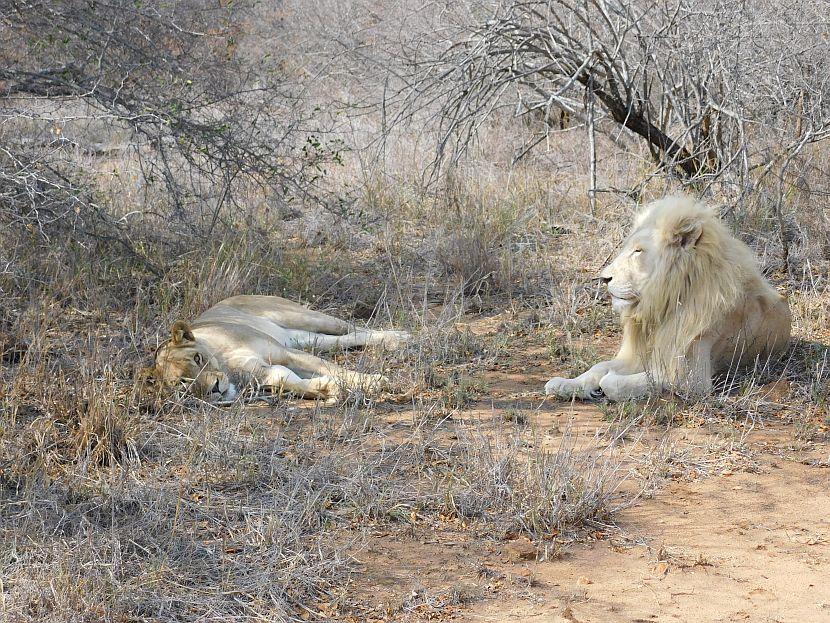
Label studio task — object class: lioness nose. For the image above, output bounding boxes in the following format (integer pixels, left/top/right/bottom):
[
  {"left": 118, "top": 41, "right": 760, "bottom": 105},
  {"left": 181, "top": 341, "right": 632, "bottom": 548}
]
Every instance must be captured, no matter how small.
[{"left": 599, "top": 276, "right": 612, "bottom": 284}]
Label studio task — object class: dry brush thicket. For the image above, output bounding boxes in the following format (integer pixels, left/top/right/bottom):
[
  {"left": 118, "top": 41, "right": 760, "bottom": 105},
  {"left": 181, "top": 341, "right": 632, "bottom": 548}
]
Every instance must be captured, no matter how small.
[{"left": 1, "top": 0, "right": 829, "bottom": 621}]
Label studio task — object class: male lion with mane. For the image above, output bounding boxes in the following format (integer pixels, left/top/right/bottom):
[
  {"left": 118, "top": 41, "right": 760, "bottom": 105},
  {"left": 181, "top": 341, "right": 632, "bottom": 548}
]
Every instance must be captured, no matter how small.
[
  {"left": 143, "top": 295, "right": 410, "bottom": 403},
  {"left": 545, "top": 195, "right": 791, "bottom": 401}
]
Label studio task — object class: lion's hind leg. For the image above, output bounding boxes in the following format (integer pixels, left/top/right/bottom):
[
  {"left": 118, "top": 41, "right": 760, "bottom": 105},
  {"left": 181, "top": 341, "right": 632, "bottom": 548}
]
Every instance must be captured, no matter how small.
[
  {"left": 290, "top": 329, "right": 411, "bottom": 352},
  {"left": 266, "top": 309, "right": 353, "bottom": 336}
]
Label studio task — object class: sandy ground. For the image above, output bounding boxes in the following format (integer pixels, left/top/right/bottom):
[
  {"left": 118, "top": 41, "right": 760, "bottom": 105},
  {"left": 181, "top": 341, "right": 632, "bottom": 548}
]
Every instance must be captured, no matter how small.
[
  {"left": 462, "top": 447, "right": 830, "bottom": 623},
  {"left": 354, "top": 407, "right": 830, "bottom": 623},
  {"left": 346, "top": 314, "right": 830, "bottom": 623}
]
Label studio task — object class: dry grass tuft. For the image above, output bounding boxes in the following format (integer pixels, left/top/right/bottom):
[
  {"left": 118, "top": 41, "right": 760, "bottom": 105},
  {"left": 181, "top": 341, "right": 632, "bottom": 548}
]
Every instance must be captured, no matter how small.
[{"left": 444, "top": 420, "right": 622, "bottom": 539}]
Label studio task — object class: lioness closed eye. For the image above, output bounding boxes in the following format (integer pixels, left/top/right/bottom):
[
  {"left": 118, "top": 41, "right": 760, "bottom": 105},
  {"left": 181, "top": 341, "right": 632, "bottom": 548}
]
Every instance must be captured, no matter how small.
[
  {"left": 141, "top": 295, "right": 410, "bottom": 403},
  {"left": 545, "top": 195, "right": 791, "bottom": 402}
]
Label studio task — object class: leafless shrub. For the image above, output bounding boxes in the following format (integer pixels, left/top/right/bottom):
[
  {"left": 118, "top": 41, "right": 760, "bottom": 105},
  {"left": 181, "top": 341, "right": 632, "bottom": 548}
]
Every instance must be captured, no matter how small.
[
  {"left": 399, "top": 0, "right": 830, "bottom": 272},
  {"left": 407, "top": 0, "right": 830, "bottom": 176},
  {"left": 435, "top": 207, "right": 513, "bottom": 296},
  {"left": 388, "top": 306, "right": 496, "bottom": 395},
  {"left": 287, "top": 405, "right": 625, "bottom": 546},
  {"left": 436, "top": 229, "right": 504, "bottom": 296},
  {"left": 0, "top": 0, "right": 343, "bottom": 268},
  {"left": 179, "top": 238, "right": 258, "bottom": 319}
]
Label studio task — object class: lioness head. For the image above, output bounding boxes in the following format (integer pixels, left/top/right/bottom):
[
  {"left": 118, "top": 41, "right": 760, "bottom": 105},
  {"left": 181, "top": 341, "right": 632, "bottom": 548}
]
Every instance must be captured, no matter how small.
[
  {"left": 599, "top": 196, "right": 709, "bottom": 313},
  {"left": 142, "top": 321, "right": 237, "bottom": 401}
]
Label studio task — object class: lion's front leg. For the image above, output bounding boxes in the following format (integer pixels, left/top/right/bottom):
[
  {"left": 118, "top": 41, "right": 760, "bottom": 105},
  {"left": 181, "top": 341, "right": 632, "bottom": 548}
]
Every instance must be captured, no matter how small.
[
  {"left": 598, "top": 371, "right": 661, "bottom": 401},
  {"left": 276, "top": 347, "right": 389, "bottom": 393},
  {"left": 545, "top": 360, "right": 630, "bottom": 400},
  {"left": 260, "top": 364, "right": 341, "bottom": 403}
]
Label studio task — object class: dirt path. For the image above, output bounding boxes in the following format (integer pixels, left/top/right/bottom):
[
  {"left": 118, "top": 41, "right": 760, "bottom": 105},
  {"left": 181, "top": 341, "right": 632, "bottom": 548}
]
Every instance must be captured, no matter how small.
[
  {"left": 462, "top": 454, "right": 830, "bottom": 623},
  {"left": 350, "top": 397, "right": 830, "bottom": 623}
]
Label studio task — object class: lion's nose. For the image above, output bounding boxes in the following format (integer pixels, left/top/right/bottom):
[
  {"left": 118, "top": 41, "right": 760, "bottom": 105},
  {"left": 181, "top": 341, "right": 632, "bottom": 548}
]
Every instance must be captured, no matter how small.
[{"left": 599, "top": 276, "right": 612, "bottom": 285}]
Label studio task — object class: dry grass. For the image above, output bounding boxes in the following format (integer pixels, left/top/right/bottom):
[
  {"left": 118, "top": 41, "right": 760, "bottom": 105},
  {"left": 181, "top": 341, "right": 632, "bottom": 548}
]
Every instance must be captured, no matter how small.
[
  {"left": 4, "top": 138, "right": 830, "bottom": 618},
  {"left": 0, "top": 268, "right": 627, "bottom": 621}
]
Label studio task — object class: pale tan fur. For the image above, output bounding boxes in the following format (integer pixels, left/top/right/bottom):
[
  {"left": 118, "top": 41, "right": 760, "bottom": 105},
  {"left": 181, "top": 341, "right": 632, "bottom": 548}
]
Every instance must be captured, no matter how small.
[
  {"left": 545, "top": 196, "right": 791, "bottom": 401},
  {"left": 142, "top": 295, "right": 410, "bottom": 403}
]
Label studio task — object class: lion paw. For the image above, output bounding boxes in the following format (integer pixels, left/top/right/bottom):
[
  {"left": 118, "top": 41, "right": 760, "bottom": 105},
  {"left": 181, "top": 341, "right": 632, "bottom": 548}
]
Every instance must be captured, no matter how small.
[
  {"left": 545, "top": 377, "right": 604, "bottom": 400},
  {"left": 362, "top": 373, "right": 390, "bottom": 391},
  {"left": 338, "top": 372, "right": 390, "bottom": 393},
  {"left": 598, "top": 373, "right": 624, "bottom": 402},
  {"left": 360, "top": 373, "right": 391, "bottom": 391},
  {"left": 587, "top": 387, "right": 605, "bottom": 401},
  {"left": 545, "top": 377, "right": 580, "bottom": 399}
]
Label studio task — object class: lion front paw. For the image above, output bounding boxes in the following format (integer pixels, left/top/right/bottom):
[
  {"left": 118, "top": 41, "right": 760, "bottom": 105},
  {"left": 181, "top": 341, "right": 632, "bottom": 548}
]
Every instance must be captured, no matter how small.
[
  {"left": 544, "top": 377, "right": 584, "bottom": 399},
  {"left": 342, "top": 372, "right": 390, "bottom": 393},
  {"left": 598, "top": 373, "right": 622, "bottom": 402},
  {"left": 363, "top": 373, "right": 390, "bottom": 391}
]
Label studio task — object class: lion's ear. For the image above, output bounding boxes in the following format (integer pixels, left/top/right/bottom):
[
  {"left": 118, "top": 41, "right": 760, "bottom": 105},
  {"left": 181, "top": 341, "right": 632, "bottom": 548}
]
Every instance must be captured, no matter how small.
[
  {"left": 171, "top": 321, "right": 195, "bottom": 344},
  {"left": 669, "top": 216, "right": 704, "bottom": 248}
]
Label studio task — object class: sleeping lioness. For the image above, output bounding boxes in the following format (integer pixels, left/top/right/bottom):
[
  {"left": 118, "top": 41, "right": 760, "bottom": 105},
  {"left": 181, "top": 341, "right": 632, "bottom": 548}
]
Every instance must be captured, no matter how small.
[{"left": 142, "top": 295, "right": 410, "bottom": 402}]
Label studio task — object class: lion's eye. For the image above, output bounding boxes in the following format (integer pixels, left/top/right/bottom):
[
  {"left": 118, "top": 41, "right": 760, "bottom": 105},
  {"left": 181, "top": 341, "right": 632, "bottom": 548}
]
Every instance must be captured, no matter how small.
[
  {"left": 193, "top": 353, "right": 203, "bottom": 366},
  {"left": 632, "top": 248, "right": 643, "bottom": 255}
]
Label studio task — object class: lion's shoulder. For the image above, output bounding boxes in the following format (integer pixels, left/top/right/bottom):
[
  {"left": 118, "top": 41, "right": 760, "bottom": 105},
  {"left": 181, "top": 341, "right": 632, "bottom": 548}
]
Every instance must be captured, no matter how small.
[{"left": 193, "top": 305, "right": 291, "bottom": 354}]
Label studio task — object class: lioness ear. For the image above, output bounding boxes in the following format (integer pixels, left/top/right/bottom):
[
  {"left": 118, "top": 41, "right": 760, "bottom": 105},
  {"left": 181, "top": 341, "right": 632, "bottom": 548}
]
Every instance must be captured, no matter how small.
[
  {"left": 669, "top": 216, "right": 704, "bottom": 248},
  {"left": 171, "top": 321, "right": 195, "bottom": 344}
]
